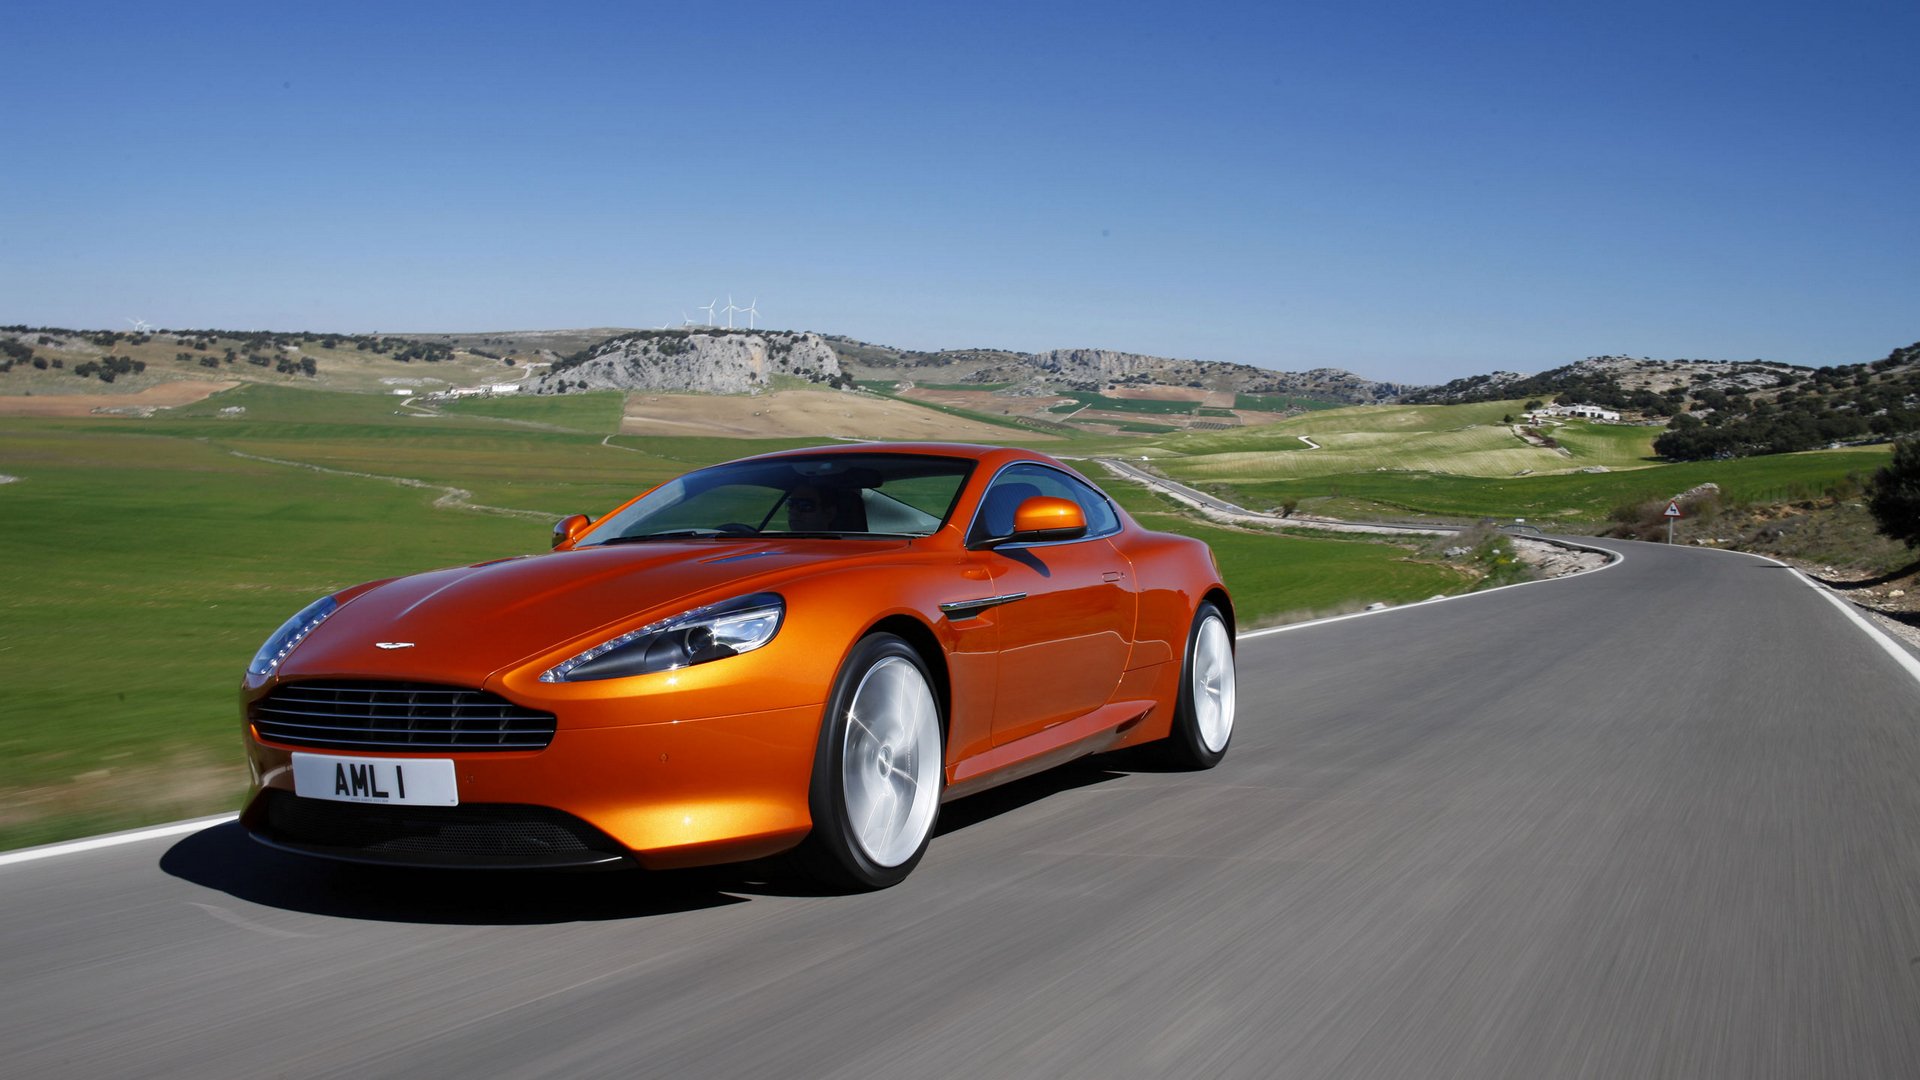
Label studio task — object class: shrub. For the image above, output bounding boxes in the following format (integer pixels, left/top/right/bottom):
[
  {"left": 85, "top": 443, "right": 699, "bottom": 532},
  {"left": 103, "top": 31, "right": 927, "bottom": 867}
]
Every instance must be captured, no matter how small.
[
  {"left": 1427, "top": 523, "right": 1533, "bottom": 588},
  {"left": 1868, "top": 439, "right": 1920, "bottom": 548},
  {"left": 1605, "top": 490, "right": 1719, "bottom": 541}
]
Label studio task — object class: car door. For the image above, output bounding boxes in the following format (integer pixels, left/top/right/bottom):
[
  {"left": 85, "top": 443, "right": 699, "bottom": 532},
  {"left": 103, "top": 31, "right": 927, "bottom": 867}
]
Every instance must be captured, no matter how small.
[{"left": 968, "top": 463, "right": 1137, "bottom": 746}]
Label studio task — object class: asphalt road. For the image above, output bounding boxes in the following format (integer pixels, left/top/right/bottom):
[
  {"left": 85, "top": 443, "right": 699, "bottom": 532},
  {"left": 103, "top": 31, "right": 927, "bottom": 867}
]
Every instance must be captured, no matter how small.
[{"left": 5, "top": 540, "right": 1920, "bottom": 1079}]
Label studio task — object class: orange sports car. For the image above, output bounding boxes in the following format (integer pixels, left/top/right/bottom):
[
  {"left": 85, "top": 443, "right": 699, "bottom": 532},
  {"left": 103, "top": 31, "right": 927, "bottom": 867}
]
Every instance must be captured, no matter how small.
[{"left": 240, "top": 443, "right": 1235, "bottom": 888}]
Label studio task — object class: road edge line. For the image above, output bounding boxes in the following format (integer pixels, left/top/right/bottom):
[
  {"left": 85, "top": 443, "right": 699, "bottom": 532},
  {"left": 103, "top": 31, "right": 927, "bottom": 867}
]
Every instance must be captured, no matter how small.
[
  {"left": 0, "top": 814, "right": 238, "bottom": 870},
  {"left": 1733, "top": 552, "right": 1920, "bottom": 689}
]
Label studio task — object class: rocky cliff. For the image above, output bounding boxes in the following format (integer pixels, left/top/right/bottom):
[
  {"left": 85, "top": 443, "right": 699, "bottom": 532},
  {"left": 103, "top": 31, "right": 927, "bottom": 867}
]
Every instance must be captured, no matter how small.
[
  {"left": 528, "top": 330, "right": 844, "bottom": 394},
  {"left": 825, "top": 337, "right": 1409, "bottom": 405}
]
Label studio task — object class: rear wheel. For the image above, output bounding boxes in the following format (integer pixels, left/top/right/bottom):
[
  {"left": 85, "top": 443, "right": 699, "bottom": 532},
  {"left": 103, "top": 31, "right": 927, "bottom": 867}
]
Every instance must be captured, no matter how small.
[
  {"left": 798, "top": 633, "right": 944, "bottom": 889},
  {"left": 1158, "top": 601, "right": 1235, "bottom": 769}
]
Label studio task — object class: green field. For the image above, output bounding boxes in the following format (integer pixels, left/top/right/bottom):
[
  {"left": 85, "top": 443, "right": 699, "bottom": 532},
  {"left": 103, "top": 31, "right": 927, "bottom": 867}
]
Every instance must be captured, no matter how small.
[
  {"left": 1049, "top": 391, "right": 1200, "bottom": 416},
  {"left": 1137, "top": 402, "right": 1889, "bottom": 524},
  {"left": 1098, "top": 476, "right": 1473, "bottom": 625},
  {"left": 1233, "top": 393, "right": 1343, "bottom": 412},
  {"left": 0, "top": 398, "right": 838, "bottom": 849},
  {"left": 1136, "top": 399, "right": 1681, "bottom": 491},
  {"left": 0, "top": 426, "right": 549, "bottom": 847},
  {"left": 436, "top": 390, "right": 625, "bottom": 433},
  {"left": 1190, "top": 447, "right": 1893, "bottom": 522}
]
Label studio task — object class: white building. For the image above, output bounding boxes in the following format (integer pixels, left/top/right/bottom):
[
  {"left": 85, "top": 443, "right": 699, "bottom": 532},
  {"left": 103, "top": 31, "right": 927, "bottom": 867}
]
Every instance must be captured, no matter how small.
[
  {"left": 444, "top": 384, "right": 522, "bottom": 398},
  {"left": 1565, "top": 404, "right": 1621, "bottom": 421},
  {"left": 1538, "top": 403, "right": 1622, "bottom": 422}
]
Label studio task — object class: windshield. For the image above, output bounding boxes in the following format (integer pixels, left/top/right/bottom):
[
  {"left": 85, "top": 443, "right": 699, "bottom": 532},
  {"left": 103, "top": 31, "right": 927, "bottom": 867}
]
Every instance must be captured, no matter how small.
[{"left": 581, "top": 453, "right": 976, "bottom": 544}]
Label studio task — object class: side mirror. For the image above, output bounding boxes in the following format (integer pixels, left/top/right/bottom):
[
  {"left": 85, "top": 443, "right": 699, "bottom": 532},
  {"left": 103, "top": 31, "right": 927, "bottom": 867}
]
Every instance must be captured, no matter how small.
[
  {"left": 981, "top": 496, "right": 1086, "bottom": 547},
  {"left": 552, "top": 513, "right": 593, "bottom": 549}
]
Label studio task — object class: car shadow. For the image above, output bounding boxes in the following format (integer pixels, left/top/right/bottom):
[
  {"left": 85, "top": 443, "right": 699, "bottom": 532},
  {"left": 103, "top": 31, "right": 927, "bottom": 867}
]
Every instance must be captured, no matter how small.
[
  {"left": 935, "top": 755, "right": 1134, "bottom": 837},
  {"left": 160, "top": 822, "right": 747, "bottom": 925}
]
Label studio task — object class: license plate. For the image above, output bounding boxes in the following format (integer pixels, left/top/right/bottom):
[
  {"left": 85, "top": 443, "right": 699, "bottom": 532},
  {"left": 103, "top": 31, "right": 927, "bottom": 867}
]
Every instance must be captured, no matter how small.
[{"left": 291, "top": 753, "right": 458, "bottom": 806}]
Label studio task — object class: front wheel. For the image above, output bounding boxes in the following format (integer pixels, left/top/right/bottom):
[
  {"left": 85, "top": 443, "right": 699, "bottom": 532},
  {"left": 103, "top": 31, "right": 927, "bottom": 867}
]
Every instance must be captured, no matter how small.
[
  {"left": 1158, "top": 601, "right": 1235, "bottom": 769},
  {"left": 798, "top": 633, "right": 944, "bottom": 889}
]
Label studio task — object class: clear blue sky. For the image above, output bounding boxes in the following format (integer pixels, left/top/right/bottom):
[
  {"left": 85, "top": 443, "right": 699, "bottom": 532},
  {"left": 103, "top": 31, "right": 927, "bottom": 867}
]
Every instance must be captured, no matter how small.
[{"left": 2, "top": 0, "right": 1913, "bottom": 384}]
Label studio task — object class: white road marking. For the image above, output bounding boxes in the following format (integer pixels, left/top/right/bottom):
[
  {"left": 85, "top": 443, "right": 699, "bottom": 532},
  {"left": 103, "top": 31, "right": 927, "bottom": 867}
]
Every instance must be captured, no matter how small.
[
  {"left": 1733, "top": 552, "right": 1920, "bottom": 689},
  {"left": 0, "top": 814, "right": 237, "bottom": 870}
]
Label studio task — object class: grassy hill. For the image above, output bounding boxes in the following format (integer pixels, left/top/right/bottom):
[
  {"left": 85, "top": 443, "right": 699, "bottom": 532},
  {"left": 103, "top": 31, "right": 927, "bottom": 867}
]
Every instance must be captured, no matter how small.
[
  {"left": 1125, "top": 398, "right": 1891, "bottom": 523},
  {"left": 1146, "top": 401, "right": 1658, "bottom": 487}
]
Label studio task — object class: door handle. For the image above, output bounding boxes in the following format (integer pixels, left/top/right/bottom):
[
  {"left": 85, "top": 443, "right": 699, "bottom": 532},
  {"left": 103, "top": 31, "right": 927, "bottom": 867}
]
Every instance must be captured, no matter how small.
[{"left": 1103, "top": 571, "right": 1124, "bottom": 583}]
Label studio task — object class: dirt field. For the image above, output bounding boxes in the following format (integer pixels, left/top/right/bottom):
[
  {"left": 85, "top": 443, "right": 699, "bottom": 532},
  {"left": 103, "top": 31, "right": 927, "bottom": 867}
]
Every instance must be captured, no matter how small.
[
  {"left": 900, "top": 387, "right": 1071, "bottom": 418},
  {"left": 621, "top": 389, "right": 1055, "bottom": 441},
  {"left": 1106, "top": 386, "right": 1236, "bottom": 407},
  {"left": 0, "top": 380, "right": 238, "bottom": 418}
]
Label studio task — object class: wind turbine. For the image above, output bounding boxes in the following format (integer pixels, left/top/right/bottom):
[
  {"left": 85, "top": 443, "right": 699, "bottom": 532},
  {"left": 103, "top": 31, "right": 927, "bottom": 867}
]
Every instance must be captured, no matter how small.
[
  {"left": 125, "top": 317, "right": 150, "bottom": 333},
  {"left": 700, "top": 299, "right": 718, "bottom": 326},
  {"left": 681, "top": 311, "right": 696, "bottom": 328},
  {"left": 723, "top": 294, "right": 739, "bottom": 330},
  {"left": 743, "top": 298, "right": 759, "bottom": 330}
]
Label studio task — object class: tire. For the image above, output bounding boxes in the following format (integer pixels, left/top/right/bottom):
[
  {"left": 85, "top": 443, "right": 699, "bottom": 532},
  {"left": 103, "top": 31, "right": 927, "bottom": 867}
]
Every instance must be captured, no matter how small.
[
  {"left": 1158, "top": 601, "right": 1235, "bottom": 769},
  {"left": 798, "top": 633, "right": 945, "bottom": 889}
]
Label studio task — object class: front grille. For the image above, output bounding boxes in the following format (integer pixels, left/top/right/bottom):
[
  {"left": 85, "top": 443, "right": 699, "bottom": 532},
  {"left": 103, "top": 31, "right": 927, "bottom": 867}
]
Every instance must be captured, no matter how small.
[
  {"left": 252, "top": 680, "right": 557, "bottom": 752},
  {"left": 255, "top": 790, "right": 627, "bottom": 868}
]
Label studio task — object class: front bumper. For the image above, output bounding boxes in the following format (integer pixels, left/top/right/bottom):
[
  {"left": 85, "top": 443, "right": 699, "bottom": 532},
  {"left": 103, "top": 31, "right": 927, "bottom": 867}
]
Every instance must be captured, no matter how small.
[{"left": 242, "top": 701, "right": 823, "bottom": 870}]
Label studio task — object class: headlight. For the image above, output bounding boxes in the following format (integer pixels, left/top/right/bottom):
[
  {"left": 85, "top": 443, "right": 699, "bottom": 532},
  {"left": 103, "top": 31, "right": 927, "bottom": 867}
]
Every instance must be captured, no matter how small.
[
  {"left": 540, "top": 593, "right": 784, "bottom": 683},
  {"left": 247, "top": 595, "right": 338, "bottom": 677}
]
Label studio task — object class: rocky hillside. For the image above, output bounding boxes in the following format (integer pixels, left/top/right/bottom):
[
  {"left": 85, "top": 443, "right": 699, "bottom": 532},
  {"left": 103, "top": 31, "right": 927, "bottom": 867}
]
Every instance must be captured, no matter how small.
[
  {"left": 1394, "top": 341, "right": 1920, "bottom": 462},
  {"left": 1401, "top": 354, "right": 1816, "bottom": 409},
  {"left": 528, "top": 330, "right": 845, "bottom": 395},
  {"left": 823, "top": 336, "right": 1408, "bottom": 405}
]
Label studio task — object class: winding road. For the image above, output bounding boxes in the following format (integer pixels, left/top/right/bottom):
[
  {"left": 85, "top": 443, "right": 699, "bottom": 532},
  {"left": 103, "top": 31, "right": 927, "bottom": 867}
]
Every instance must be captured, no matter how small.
[{"left": 4, "top": 539, "right": 1920, "bottom": 1078}]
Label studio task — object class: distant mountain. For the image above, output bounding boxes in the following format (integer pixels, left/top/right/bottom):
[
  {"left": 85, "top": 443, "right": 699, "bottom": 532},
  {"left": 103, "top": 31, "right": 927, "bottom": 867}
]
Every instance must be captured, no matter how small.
[
  {"left": 1399, "top": 354, "right": 1821, "bottom": 413},
  {"left": 821, "top": 336, "right": 1409, "bottom": 406},
  {"left": 0, "top": 322, "right": 1405, "bottom": 411},
  {"left": 528, "top": 330, "right": 846, "bottom": 395},
  {"left": 1390, "top": 342, "right": 1920, "bottom": 462}
]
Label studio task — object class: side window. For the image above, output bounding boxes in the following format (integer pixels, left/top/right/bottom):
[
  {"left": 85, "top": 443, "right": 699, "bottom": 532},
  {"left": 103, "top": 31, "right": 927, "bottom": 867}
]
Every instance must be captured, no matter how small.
[
  {"left": 1062, "top": 472, "right": 1120, "bottom": 536},
  {"left": 971, "top": 464, "right": 1120, "bottom": 544}
]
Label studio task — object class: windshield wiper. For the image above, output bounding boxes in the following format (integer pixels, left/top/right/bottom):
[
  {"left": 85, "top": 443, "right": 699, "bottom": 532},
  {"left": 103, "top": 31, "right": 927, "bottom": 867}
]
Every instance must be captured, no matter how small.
[
  {"left": 594, "top": 529, "right": 919, "bottom": 545},
  {"left": 594, "top": 529, "right": 756, "bottom": 545},
  {"left": 760, "top": 531, "right": 919, "bottom": 540}
]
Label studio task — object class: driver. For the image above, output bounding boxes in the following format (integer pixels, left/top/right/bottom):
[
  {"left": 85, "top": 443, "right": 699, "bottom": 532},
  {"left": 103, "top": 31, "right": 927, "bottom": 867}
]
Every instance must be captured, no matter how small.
[{"left": 785, "top": 485, "right": 836, "bottom": 532}]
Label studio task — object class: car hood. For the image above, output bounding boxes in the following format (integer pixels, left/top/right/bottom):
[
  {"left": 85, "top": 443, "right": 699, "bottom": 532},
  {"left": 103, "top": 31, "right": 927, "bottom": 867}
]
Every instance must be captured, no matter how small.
[{"left": 276, "top": 540, "right": 905, "bottom": 685}]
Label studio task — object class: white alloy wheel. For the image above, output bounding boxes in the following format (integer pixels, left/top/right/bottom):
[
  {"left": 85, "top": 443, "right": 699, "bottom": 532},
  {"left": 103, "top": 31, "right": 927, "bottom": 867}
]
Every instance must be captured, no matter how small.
[
  {"left": 1190, "top": 614, "right": 1236, "bottom": 753},
  {"left": 839, "top": 655, "right": 943, "bottom": 867}
]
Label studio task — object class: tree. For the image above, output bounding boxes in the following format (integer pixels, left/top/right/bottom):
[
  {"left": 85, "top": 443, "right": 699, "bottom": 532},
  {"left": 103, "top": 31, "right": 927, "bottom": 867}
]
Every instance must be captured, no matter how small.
[{"left": 1868, "top": 439, "right": 1920, "bottom": 548}]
